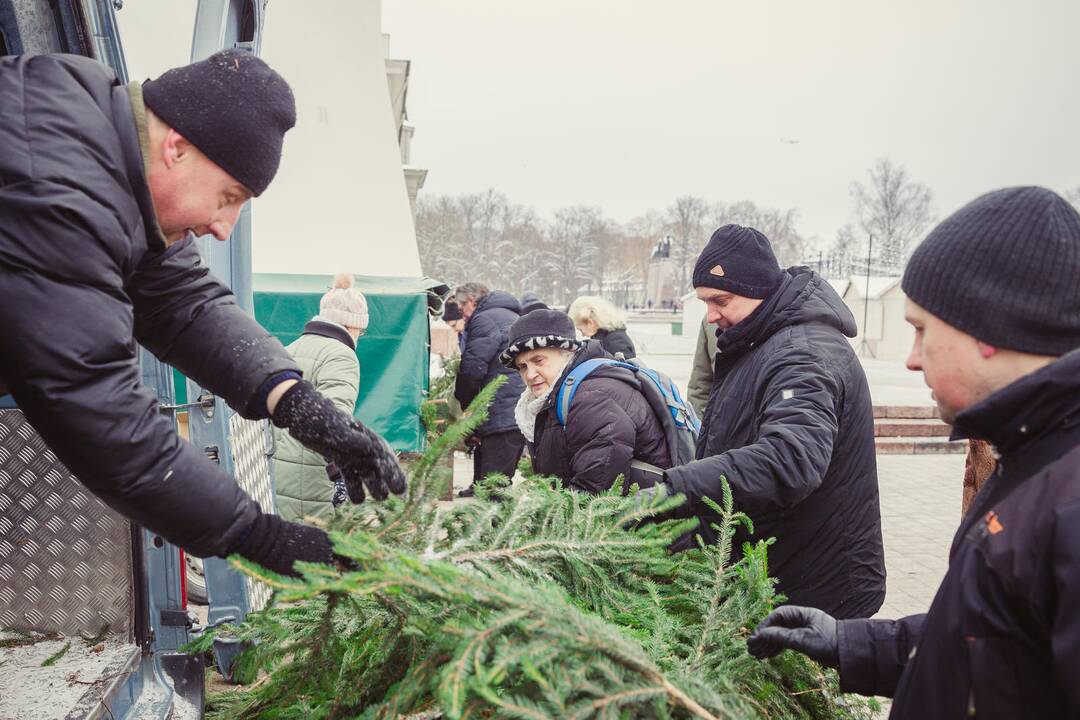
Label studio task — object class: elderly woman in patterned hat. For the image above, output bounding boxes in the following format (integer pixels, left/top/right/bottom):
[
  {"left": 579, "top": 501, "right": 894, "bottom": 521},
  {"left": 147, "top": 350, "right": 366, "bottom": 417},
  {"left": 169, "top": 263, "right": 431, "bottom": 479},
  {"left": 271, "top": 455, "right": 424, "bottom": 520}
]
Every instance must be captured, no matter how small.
[{"left": 501, "top": 309, "right": 670, "bottom": 494}]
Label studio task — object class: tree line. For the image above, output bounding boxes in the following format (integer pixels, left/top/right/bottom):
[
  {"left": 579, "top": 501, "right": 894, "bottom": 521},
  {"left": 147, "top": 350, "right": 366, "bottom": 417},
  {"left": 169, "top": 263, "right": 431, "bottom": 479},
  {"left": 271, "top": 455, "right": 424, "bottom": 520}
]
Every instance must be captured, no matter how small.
[{"left": 415, "top": 158, "right": 947, "bottom": 304}]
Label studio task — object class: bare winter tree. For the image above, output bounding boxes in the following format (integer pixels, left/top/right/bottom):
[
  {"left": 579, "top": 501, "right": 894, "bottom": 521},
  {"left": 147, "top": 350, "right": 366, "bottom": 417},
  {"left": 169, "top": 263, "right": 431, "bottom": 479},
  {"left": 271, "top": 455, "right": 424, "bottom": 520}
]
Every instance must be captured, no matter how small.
[
  {"left": 712, "top": 200, "right": 807, "bottom": 267},
  {"left": 415, "top": 194, "right": 468, "bottom": 283},
  {"left": 665, "top": 195, "right": 710, "bottom": 294},
  {"left": 1066, "top": 186, "right": 1080, "bottom": 208},
  {"left": 544, "top": 206, "right": 604, "bottom": 304},
  {"left": 850, "top": 158, "right": 934, "bottom": 273},
  {"left": 415, "top": 190, "right": 543, "bottom": 296},
  {"left": 825, "top": 224, "right": 861, "bottom": 279}
]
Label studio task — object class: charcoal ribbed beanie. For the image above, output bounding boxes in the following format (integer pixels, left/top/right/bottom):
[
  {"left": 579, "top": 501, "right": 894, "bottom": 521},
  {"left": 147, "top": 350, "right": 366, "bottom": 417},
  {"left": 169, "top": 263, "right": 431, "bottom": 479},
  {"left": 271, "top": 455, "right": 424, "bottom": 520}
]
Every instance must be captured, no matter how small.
[
  {"left": 692, "top": 224, "right": 785, "bottom": 299},
  {"left": 901, "top": 186, "right": 1080, "bottom": 355},
  {"left": 143, "top": 49, "right": 295, "bottom": 196}
]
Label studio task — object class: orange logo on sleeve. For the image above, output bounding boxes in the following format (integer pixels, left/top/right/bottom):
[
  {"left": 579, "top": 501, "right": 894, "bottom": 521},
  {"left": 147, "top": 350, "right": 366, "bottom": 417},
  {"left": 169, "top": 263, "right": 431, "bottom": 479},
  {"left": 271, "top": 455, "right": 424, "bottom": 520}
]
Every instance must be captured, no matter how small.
[{"left": 984, "top": 511, "right": 1004, "bottom": 535}]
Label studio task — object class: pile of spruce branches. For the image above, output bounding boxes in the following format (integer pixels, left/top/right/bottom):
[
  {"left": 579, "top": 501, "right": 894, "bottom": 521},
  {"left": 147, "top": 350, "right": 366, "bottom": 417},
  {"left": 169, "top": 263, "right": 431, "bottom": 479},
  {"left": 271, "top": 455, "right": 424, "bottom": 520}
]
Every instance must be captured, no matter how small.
[{"left": 190, "top": 379, "right": 877, "bottom": 719}]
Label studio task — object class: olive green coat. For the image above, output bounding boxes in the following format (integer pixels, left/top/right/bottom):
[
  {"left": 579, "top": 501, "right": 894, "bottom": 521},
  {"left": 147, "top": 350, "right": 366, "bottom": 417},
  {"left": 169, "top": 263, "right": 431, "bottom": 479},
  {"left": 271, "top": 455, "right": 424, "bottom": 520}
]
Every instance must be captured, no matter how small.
[
  {"left": 687, "top": 315, "right": 719, "bottom": 417},
  {"left": 272, "top": 321, "right": 359, "bottom": 523}
]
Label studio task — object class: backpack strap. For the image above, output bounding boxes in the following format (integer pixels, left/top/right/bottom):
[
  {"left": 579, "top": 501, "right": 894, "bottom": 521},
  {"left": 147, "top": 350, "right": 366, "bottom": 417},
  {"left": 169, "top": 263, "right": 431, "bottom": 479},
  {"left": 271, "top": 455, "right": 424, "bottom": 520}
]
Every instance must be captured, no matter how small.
[{"left": 554, "top": 358, "right": 637, "bottom": 426}]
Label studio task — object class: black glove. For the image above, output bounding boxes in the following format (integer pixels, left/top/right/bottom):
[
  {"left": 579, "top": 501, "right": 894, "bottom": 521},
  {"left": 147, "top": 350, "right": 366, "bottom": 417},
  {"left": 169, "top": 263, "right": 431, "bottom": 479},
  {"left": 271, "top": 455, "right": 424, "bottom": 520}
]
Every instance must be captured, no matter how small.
[
  {"left": 272, "top": 380, "right": 406, "bottom": 502},
  {"left": 746, "top": 605, "right": 839, "bottom": 668},
  {"left": 231, "top": 512, "right": 337, "bottom": 578},
  {"left": 327, "top": 462, "right": 349, "bottom": 507},
  {"left": 632, "top": 480, "right": 666, "bottom": 507}
]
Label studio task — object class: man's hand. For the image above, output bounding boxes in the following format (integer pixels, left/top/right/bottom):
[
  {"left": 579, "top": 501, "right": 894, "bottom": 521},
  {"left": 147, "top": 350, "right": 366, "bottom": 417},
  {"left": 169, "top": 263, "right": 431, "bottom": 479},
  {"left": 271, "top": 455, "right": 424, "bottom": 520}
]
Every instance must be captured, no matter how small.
[
  {"left": 746, "top": 605, "right": 840, "bottom": 667},
  {"left": 230, "top": 512, "right": 338, "bottom": 577},
  {"left": 272, "top": 380, "right": 406, "bottom": 502}
]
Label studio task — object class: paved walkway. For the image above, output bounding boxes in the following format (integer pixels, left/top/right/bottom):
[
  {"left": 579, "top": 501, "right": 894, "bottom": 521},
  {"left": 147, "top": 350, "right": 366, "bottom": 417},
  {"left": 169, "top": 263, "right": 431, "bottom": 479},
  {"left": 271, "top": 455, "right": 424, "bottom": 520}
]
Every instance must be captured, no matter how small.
[{"left": 874, "top": 453, "right": 962, "bottom": 619}]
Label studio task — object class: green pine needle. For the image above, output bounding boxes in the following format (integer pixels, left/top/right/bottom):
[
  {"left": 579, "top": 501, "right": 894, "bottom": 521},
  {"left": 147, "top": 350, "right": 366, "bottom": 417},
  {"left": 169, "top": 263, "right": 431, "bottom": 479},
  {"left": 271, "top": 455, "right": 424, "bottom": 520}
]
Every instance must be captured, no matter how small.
[{"left": 189, "top": 378, "right": 875, "bottom": 720}]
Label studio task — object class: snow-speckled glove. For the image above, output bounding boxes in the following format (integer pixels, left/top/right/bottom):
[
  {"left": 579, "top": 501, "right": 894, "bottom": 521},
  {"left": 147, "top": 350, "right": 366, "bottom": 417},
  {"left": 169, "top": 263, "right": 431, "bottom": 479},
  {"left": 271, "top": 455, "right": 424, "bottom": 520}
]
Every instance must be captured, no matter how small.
[
  {"left": 272, "top": 380, "right": 406, "bottom": 502},
  {"left": 231, "top": 512, "right": 336, "bottom": 577}
]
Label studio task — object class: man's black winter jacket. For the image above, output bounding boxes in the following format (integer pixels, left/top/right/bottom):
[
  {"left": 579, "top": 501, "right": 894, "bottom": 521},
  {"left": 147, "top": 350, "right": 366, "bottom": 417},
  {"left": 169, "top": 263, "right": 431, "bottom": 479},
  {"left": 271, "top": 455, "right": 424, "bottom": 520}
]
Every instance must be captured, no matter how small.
[
  {"left": 0, "top": 54, "right": 298, "bottom": 557},
  {"left": 665, "top": 268, "right": 885, "bottom": 619},
  {"left": 455, "top": 291, "right": 525, "bottom": 436},
  {"left": 837, "top": 349, "right": 1080, "bottom": 718}
]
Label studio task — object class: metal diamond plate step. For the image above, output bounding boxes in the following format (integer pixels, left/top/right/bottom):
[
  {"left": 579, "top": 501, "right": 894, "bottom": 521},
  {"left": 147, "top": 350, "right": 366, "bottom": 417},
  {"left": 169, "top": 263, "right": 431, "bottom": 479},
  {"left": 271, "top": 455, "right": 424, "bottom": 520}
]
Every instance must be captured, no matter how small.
[{"left": 0, "top": 410, "right": 133, "bottom": 638}]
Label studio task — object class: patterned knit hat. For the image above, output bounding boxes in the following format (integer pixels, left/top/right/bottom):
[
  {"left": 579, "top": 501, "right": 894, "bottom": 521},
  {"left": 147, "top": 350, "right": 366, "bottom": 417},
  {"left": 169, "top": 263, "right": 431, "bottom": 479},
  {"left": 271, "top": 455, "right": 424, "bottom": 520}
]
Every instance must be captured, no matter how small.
[
  {"left": 500, "top": 309, "right": 582, "bottom": 368},
  {"left": 317, "top": 273, "right": 369, "bottom": 331},
  {"left": 902, "top": 186, "right": 1080, "bottom": 355}
]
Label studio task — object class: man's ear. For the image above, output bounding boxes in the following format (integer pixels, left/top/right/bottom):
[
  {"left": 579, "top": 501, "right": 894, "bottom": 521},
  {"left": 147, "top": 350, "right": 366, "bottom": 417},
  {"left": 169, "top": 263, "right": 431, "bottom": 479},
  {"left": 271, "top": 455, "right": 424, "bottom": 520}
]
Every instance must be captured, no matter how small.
[
  {"left": 161, "top": 129, "right": 194, "bottom": 169},
  {"left": 976, "top": 340, "right": 999, "bottom": 359}
]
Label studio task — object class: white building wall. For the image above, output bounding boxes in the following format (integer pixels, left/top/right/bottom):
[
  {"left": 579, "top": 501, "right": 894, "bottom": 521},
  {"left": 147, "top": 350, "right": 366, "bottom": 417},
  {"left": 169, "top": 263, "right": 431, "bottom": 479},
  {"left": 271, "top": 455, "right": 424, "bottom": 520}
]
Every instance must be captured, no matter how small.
[{"left": 255, "top": 0, "right": 421, "bottom": 276}]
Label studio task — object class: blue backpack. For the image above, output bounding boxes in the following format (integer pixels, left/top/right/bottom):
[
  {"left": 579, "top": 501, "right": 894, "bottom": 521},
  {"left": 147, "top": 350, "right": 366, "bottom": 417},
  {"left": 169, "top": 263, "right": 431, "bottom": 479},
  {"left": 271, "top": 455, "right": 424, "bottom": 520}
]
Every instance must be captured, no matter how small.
[{"left": 554, "top": 358, "right": 701, "bottom": 466}]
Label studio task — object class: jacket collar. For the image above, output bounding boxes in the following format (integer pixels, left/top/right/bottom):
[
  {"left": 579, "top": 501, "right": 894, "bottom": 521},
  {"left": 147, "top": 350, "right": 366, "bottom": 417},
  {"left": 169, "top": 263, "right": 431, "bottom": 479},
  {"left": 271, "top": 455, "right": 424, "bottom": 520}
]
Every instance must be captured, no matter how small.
[
  {"left": 303, "top": 320, "right": 356, "bottom": 350},
  {"left": 124, "top": 82, "right": 170, "bottom": 252},
  {"left": 950, "top": 349, "right": 1080, "bottom": 457}
]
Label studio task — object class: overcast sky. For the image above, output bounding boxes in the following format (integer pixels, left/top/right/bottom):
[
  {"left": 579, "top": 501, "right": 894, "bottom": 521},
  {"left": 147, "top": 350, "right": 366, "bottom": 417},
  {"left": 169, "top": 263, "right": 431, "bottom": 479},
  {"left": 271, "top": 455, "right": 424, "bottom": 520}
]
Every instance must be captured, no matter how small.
[{"left": 382, "top": 0, "right": 1080, "bottom": 248}]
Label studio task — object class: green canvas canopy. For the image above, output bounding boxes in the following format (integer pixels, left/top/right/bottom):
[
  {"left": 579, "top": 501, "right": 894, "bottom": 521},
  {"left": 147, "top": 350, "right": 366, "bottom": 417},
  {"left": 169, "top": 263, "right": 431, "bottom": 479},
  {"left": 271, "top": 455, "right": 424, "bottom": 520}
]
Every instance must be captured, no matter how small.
[{"left": 175, "top": 274, "right": 447, "bottom": 452}]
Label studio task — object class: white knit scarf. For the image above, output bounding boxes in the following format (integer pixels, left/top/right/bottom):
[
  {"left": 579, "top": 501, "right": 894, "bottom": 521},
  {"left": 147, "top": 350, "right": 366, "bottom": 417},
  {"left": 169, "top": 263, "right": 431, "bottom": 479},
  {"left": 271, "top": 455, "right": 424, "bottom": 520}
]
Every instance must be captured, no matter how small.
[{"left": 514, "top": 388, "right": 550, "bottom": 442}]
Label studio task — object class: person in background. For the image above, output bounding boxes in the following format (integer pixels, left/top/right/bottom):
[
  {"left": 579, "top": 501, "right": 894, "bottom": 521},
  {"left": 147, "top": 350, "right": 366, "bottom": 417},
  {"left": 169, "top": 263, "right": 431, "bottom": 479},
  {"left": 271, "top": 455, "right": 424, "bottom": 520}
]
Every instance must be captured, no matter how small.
[
  {"left": 502, "top": 309, "right": 669, "bottom": 493},
  {"left": 686, "top": 314, "right": 719, "bottom": 417},
  {"left": 962, "top": 438, "right": 996, "bottom": 515},
  {"left": 442, "top": 298, "right": 466, "bottom": 353},
  {"left": 747, "top": 186, "right": 1080, "bottom": 719},
  {"left": 645, "top": 224, "right": 885, "bottom": 619},
  {"left": 454, "top": 283, "right": 526, "bottom": 497},
  {"left": 567, "top": 295, "right": 637, "bottom": 360},
  {"left": 272, "top": 273, "right": 368, "bottom": 522},
  {"left": 520, "top": 291, "right": 549, "bottom": 315}
]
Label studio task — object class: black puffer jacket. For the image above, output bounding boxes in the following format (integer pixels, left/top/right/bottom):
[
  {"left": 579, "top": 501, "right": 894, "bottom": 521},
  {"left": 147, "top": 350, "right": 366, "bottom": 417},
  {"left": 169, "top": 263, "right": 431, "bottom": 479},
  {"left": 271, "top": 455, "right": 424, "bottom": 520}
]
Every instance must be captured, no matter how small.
[
  {"left": 836, "top": 350, "right": 1080, "bottom": 718},
  {"left": 664, "top": 268, "right": 885, "bottom": 619},
  {"left": 531, "top": 341, "right": 670, "bottom": 493},
  {"left": 0, "top": 54, "right": 298, "bottom": 558},
  {"left": 592, "top": 327, "right": 636, "bottom": 360},
  {"left": 455, "top": 291, "right": 525, "bottom": 435}
]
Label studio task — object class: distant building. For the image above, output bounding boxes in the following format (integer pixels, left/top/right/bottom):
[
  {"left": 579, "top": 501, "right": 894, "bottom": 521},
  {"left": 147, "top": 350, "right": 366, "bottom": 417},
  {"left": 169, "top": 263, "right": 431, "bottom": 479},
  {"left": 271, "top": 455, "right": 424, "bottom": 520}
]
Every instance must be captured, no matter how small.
[
  {"left": 840, "top": 275, "right": 913, "bottom": 362},
  {"left": 384, "top": 36, "right": 428, "bottom": 218}
]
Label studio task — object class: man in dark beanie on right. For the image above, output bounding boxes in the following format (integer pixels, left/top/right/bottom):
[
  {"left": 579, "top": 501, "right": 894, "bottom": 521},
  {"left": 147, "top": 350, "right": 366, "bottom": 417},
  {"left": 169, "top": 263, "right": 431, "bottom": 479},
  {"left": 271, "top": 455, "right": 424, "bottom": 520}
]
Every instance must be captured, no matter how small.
[
  {"left": 0, "top": 50, "right": 405, "bottom": 578},
  {"left": 648, "top": 224, "right": 886, "bottom": 620},
  {"left": 747, "top": 187, "right": 1080, "bottom": 718}
]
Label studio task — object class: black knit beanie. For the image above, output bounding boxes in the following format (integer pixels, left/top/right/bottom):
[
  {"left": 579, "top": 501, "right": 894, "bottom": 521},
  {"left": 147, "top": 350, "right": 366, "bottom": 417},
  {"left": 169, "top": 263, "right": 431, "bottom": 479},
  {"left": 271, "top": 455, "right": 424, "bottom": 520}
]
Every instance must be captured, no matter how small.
[
  {"left": 143, "top": 49, "right": 296, "bottom": 196},
  {"left": 902, "top": 186, "right": 1080, "bottom": 356},
  {"left": 442, "top": 299, "right": 463, "bottom": 322},
  {"left": 692, "top": 224, "right": 785, "bottom": 299},
  {"left": 500, "top": 309, "right": 582, "bottom": 368}
]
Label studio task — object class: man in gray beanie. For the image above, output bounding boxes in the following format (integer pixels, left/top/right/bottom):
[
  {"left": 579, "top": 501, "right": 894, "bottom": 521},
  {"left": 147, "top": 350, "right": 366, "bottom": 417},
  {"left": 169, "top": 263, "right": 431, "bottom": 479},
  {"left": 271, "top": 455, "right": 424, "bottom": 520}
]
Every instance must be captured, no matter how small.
[
  {"left": 748, "top": 186, "right": 1080, "bottom": 718},
  {"left": 0, "top": 50, "right": 405, "bottom": 578}
]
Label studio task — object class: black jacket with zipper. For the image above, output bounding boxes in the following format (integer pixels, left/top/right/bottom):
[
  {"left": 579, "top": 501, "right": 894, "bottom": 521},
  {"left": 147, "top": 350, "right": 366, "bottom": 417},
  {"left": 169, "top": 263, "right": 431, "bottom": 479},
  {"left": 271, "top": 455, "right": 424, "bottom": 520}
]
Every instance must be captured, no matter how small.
[
  {"left": 0, "top": 53, "right": 298, "bottom": 558},
  {"left": 664, "top": 267, "right": 885, "bottom": 619},
  {"left": 592, "top": 327, "right": 636, "bottom": 360},
  {"left": 836, "top": 349, "right": 1080, "bottom": 718}
]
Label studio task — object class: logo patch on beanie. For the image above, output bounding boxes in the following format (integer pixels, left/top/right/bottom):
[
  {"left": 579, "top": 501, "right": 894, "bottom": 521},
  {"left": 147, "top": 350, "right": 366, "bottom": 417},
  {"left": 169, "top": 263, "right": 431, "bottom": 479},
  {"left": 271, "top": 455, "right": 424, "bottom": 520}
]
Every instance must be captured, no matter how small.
[{"left": 709, "top": 264, "right": 725, "bottom": 277}]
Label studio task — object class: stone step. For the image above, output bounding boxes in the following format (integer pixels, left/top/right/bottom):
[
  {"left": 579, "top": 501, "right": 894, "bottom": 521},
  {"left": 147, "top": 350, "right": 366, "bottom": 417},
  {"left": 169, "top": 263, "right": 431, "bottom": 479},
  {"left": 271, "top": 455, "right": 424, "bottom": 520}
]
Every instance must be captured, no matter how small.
[
  {"left": 875, "top": 436, "right": 967, "bottom": 455},
  {"left": 873, "top": 405, "right": 939, "bottom": 419},
  {"left": 874, "top": 418, "right": 952, "bottom": 438}
]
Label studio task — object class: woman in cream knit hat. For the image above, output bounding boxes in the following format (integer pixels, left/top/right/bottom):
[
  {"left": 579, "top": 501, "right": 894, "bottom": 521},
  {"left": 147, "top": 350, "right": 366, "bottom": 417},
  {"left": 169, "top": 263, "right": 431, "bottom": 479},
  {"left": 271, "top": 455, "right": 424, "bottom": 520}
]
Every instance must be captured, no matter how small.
[{"left": 272, "top": 273, "right": 369, "bottom": 521}]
